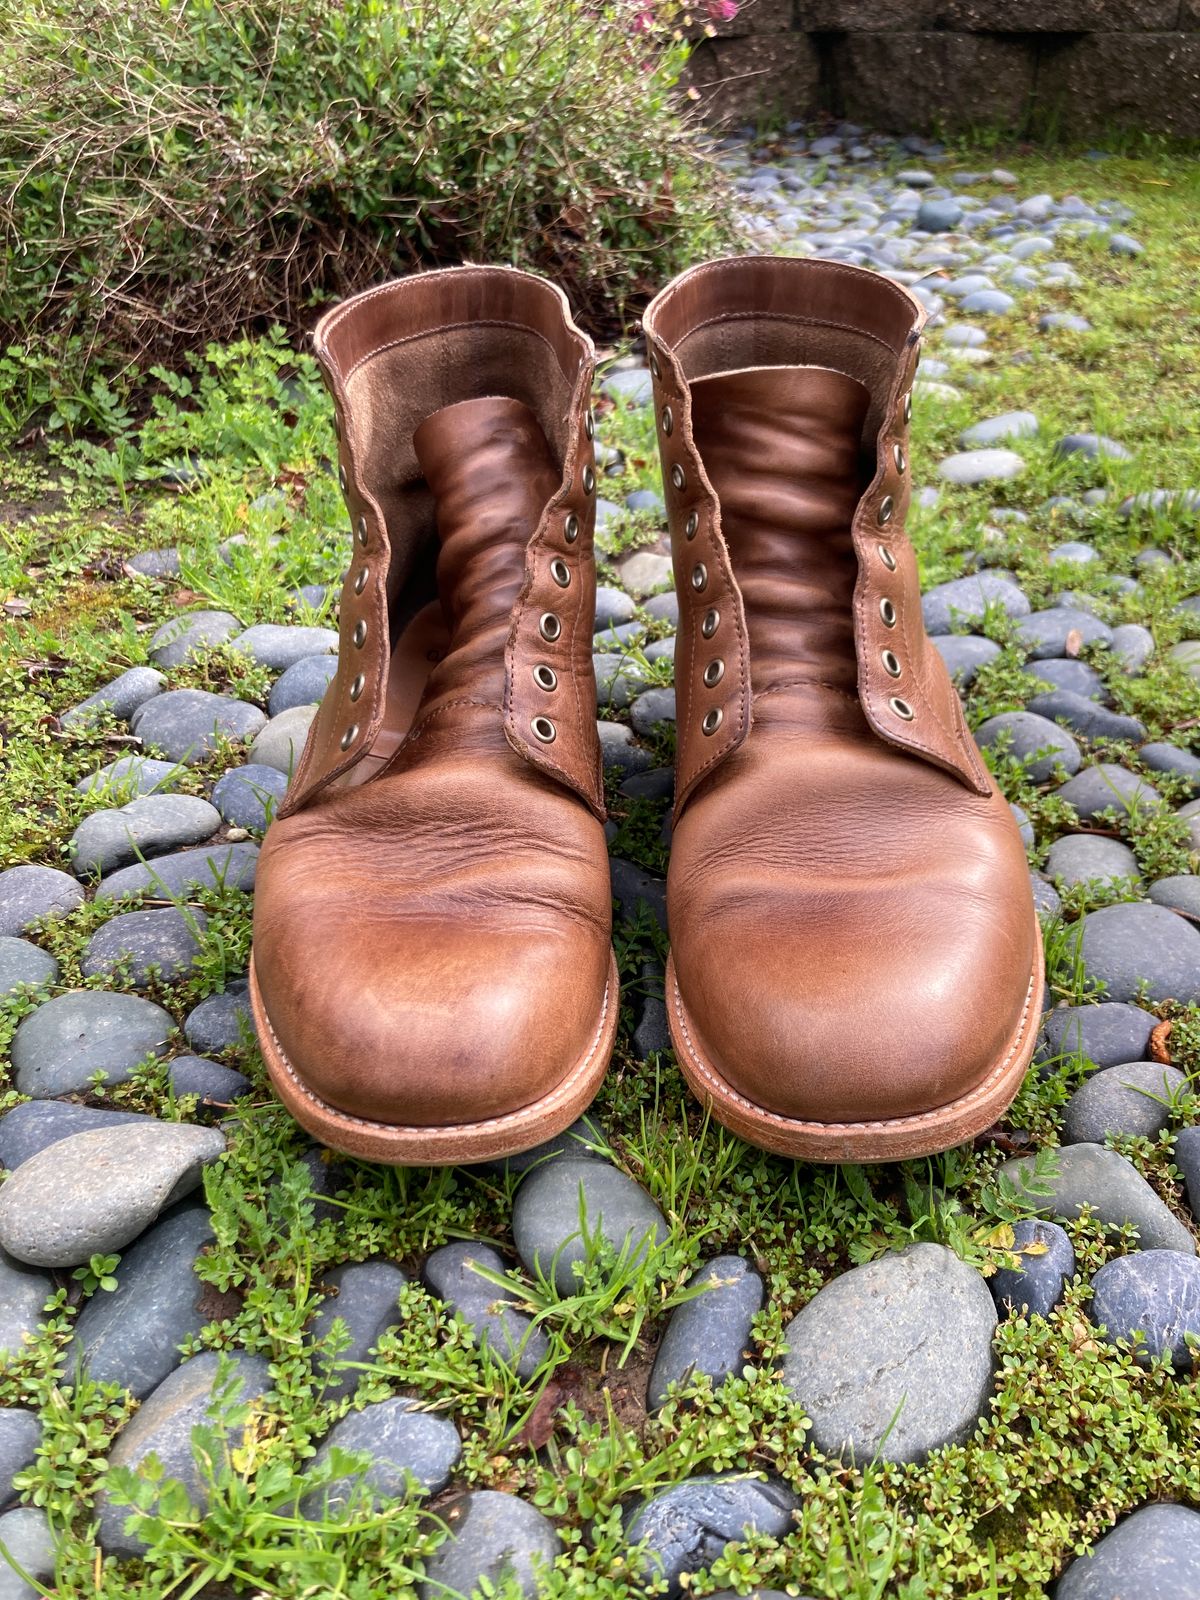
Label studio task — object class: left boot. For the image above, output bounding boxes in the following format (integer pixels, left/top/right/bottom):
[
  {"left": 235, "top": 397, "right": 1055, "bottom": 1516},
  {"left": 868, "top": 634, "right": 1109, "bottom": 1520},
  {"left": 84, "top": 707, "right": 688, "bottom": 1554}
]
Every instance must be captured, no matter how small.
[{"left": 642, "top": 256, "right": 1043, "bottom": 1162}]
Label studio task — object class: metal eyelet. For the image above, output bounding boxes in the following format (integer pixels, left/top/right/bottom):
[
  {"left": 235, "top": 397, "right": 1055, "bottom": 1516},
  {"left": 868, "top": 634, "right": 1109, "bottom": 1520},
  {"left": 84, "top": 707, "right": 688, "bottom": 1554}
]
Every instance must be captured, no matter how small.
[
  {"left": 880, "top": 598, "right": 897, "bottom": 628},
  {"left": 903, "top": 391, "right": 913, "bottom": 424},
  {"left": 879, "top": 495, "right": 895, "bottom": 525},
  {"left": 703, "top": 658, "right": 725, "bottom": 688},
  {"left": 353, "top": 566, "right": 369, "bottom": 595},
  {"left": 894, "top": 444, "right": 906, "bottom": 474},
  {"left": 584, "top": 409, "right": 595, "bottom": 441},
  {"left": 889, "top": 696, "right": 914, "bottom": 721},
  {"left": 691, "top": 563, "right": 708, "bottom": 593},
  {"left": 338, "top": 464, "right": 348, "bottom": 494},
  {"left": 350, "top": 673, "right": 365, "bottom": 701},
  {"left": 333, "top": 411, "right": 341, "bottom": 441},
  {"left": 661, "top": 405, "right": 674, "bottom": 436},
  {"left": 533, "top": 664, "right": 557, "bottom": 692},
  {"left": 531, "top": 715, "right": 557, "bottom": 744},
  {"left": 670, "top": 463, "right": 686, "bottom": 492},
  {"left": 356, "top": 516, "right": 368, "bottom": 549},
  {"left": 564, "top": 513, "right": 580, "bottom": 544},
  {"left": 352, "top": 619, "right": 367, "bottom": 648},
  {"left": 551, "top": 557, "right": 571, "bottom": 589},
  {"left": 701, "top": 707, "right": 723, "bottom": 736},
  {"left": 540, "top": 612, "right": 562, "bottom": 642},
  {"left": 649, "top": 349, "right": 661, "bottom": 380},
  {"left": 882, "top": 650, "right": 901, "bottom": 678},
  {"left": 340, "top": 724, "right": 358, "bottom": 750},
  {"left": 685, "top": 510, "right": 699, "bottom": 540},
  {"left": 878, "top": 544, "right": 897, "bottom": 571},
  {"left": 701, "top": 608, "right": 720, "bottom": 640},
  {"left": 582, "top": 465, "right": 596, "bottom": 495}
]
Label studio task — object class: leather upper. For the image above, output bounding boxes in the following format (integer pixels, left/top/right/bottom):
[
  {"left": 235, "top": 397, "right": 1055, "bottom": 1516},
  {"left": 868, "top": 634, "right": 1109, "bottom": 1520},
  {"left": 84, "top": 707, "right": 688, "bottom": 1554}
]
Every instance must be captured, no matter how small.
[
  {"left": 284, "top": 265, "right": 605, "bottom": 819},
  {"left": 643, "top": 256, "right": 990, "bottom": 817},
  {"left": 253, "top": 270, "right": 613, "bottom": 1131},
  {"left": 649, "top": 257, "right": 1038, "bottom": 1129}
]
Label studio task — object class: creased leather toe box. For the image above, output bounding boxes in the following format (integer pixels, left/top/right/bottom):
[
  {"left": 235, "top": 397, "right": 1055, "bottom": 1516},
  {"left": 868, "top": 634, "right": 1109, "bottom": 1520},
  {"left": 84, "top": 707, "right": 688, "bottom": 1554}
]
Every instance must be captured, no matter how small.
[
  {"left": 251, "top": 786, "right": 613, "bottom": 1130},
  {"left": 668, "top": 738, "right": 1039, "bottom": 1128}
]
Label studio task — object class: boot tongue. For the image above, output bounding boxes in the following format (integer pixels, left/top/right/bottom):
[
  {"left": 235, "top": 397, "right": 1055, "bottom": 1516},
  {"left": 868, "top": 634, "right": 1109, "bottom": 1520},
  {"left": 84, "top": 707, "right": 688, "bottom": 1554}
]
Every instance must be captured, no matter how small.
[
  {"left": 411, "top": 395, "right": 560, "bottom": 721},
  {"left": 689, "top": 365, "right": 870, "bottom": 695}
]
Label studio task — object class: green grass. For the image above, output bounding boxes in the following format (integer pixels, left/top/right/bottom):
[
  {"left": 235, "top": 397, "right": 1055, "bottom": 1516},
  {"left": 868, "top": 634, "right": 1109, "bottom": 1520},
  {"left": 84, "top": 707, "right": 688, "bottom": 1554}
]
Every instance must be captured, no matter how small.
[{"left": 1, "top": 141, "right": 1200, "bottom": 1598}]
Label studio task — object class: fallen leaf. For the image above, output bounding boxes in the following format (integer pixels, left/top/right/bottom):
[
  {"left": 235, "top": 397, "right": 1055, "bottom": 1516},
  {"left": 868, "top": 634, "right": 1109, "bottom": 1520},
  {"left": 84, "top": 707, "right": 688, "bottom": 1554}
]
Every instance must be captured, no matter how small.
[{"left": 1150, "top": 1019, "right": 1173, "bottom": 1064}]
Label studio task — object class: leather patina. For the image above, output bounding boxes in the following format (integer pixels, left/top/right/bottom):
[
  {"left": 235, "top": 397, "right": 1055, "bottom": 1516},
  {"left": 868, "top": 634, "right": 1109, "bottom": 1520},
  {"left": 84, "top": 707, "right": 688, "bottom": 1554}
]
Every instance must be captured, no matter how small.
[
  {"left": 250, "top": 267, "right": 617, "bottom": 1165},
  {"left": 643, "top": 256, "right": 1043, "bottom": 1161}
]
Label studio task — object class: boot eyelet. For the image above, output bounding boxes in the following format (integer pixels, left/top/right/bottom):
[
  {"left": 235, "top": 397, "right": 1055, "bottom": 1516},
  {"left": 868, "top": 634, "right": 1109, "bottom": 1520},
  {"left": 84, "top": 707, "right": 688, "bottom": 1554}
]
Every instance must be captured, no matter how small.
[
  {"left": 338, "top": 465, "right": 348, "bottom": 494},
  {"left": 531, "top": 715, "right": 557, "bottom": 744},
  {"left": 685, "top": 510, "right": 699, "bottom": 540},
  {"left": 894, "top": 444, "right": 906, "bottom": 474},
  {"left": 880, "top": 598, "right": 897, "bottom": 627},
  {"left": 649, "top": 348, "right": 661, "bottom": 379},
  {"left": 349, "top": 673, "right": 365, "bottom": 701},
  {"left": 551, "top": 557, "right": 571, "bottom": 589},
  {"left": 584, "top": 409, "right": 595, "bottom": 441},
  {"left": 582, "top": 465, "right": 596, "bottom": 495},
  {"left": 564, "top": 513, "right": 580, "bottom": 544},
  {"left": 540, "top": 612, "right": 562, "bottom": 642},
  {"left": 352, "top": 619, "right": 368, "bottom": 648},
  {"left": 878, "top": 544, "right": 897, "bottom": 571},
  {"left": 903, "top": 391, "right": 913, "bottom": 424},
  {"left": 691, "top": 563, "right": 708, "bottom": 593},
  {"left": 889, "top": 696, "right": 914, "bottom": 721},
  {"left": 340, "top": 723, "right": 359, "bottom": 750},
  {"left": 879, "top": 495, "right": 895, "bottom": 525},
  {"left": 701, "top": 707, "right": 723, "bottom": 736},
  {"left": 533, "top": 664, "right": 557, "bottom": 692},
  {"left": 671, "top": 463, "right": 686, "bottom": 492},
  {"left": 701, "top": 607, "right": 720, "bottom": 639},
  {"left": 703, "top": 658, "right": 725, "bottom": 688},
  {"left": 353, "top": 566, "right": 369, "bottom": 595},
  {"left": 881, "top": 650, "right": 901, "bottom": 678},
  {"left": 333, "top": 411, "right": 341, "bottom": 441},
  {"left": 356, "top": 516, "right": 368, "bottom": 549},
  {"left": 661, "top": 405, "right": 674, "bottom": 436}
]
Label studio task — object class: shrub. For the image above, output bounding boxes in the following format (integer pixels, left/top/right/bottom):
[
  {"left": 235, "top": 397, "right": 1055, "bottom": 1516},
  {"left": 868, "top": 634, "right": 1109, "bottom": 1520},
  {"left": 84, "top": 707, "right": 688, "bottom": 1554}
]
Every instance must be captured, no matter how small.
[{"left": 0, "top": 0, "right": 737, "bottom": 421}]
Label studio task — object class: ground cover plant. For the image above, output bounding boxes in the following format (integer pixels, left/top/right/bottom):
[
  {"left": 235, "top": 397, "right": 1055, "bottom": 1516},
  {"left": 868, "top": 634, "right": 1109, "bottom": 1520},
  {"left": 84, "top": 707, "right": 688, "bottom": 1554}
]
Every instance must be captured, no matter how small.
[{"left": 0, "top": 124, "right": 1199, "bottom": 1597}]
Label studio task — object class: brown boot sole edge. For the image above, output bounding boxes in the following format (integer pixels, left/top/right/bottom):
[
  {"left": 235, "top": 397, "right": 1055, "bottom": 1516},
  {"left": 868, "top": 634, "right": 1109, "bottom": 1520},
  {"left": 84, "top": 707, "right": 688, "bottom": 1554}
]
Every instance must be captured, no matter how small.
[
  {"left": 248, "top": 951, "right": 619, "bottom": 1166},
  {"left": 666, "top": 914, "right": 1046, "bottom": 1163}
]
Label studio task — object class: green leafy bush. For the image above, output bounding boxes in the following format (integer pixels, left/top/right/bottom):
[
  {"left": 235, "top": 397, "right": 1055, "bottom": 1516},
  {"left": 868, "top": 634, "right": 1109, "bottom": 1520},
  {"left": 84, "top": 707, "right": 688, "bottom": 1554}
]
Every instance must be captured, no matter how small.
[{"left": 0, "top": 0, "right": 735, "bottom": 419}]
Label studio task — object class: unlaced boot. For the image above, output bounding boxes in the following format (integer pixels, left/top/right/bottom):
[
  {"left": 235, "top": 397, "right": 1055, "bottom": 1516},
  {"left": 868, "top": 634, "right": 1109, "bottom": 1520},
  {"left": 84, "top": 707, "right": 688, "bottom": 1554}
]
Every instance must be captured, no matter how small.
[
  {"left": 642, "top": 256, "right": 1043, "bottom": 1161},
  {"left": 250, "top": 267, "right": 616, "bottom": 1164}
]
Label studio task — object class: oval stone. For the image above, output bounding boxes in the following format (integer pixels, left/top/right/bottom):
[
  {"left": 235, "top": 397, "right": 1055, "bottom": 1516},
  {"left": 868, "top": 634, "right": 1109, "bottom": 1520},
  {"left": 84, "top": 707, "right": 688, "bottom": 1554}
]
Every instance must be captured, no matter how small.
[
  {"left": 1057, "top": 1503, "right": 1200, "bottom": 1599},
  {"left": 0, "top": 1124, "right": 225, "bottom": 1268},
  {"left": 1062, "top": 1061, "right": 1187, "bottom": 1146},
  {"left": 1090, "top": 1251, "right": 1200, "bottom": 1370},
  {"left": 512, "top": 1160, "right": 667, "bottom": 1295},
  {"left": 419, "top": 1490, "right": 560, "bottom": 1600},
  {"left": 779, "top": 1243, "right": 997, "bottom": 1464}
]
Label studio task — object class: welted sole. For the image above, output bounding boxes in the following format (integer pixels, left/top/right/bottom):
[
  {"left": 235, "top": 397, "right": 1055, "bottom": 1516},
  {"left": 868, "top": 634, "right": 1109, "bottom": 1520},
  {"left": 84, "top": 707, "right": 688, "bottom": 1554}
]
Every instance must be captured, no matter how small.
[
  {"left": 666, "top": 915, "right": 1045, "bottom": 1163},
  {"left": 249, "top": 951, "right": 618, "bottom": 1166}
]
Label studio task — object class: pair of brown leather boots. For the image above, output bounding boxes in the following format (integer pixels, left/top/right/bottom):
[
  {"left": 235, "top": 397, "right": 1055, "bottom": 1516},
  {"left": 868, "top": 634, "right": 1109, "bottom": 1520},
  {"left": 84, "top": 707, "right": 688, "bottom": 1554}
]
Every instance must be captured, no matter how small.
[{"left": 249, "top": 257, "right": 1043, "bottom": 1168}]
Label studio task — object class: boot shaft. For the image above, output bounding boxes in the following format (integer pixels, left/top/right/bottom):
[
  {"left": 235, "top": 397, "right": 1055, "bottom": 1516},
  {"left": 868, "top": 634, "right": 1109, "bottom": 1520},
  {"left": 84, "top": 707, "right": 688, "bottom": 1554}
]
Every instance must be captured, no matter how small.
[
  {"left": 281, "top": 266, "right": 606, "bottom": 818},
  {"left": 642, "top": 255, "right": 991, "bottom": 814}
]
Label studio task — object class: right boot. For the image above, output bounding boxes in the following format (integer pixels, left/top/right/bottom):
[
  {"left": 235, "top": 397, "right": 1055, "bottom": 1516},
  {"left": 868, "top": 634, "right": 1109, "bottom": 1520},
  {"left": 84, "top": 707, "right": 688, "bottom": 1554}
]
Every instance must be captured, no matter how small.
[{"left": 250, "top": 267, "right": 617, "bottom": 1165}]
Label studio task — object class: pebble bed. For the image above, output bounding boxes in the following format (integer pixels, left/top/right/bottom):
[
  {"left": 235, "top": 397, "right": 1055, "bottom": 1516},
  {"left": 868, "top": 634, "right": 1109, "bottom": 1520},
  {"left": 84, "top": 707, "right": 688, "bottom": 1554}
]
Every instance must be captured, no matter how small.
[{"left": 1, "top": 122, "right": 1200, "bottom": 1594}]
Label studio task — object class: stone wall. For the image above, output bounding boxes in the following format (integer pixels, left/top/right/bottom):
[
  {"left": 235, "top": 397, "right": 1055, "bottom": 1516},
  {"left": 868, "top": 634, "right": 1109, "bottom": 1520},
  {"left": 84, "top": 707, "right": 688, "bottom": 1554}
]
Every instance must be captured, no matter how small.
[{"left": 685, "top": 1, "right": 1200, "bottom": 138}]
